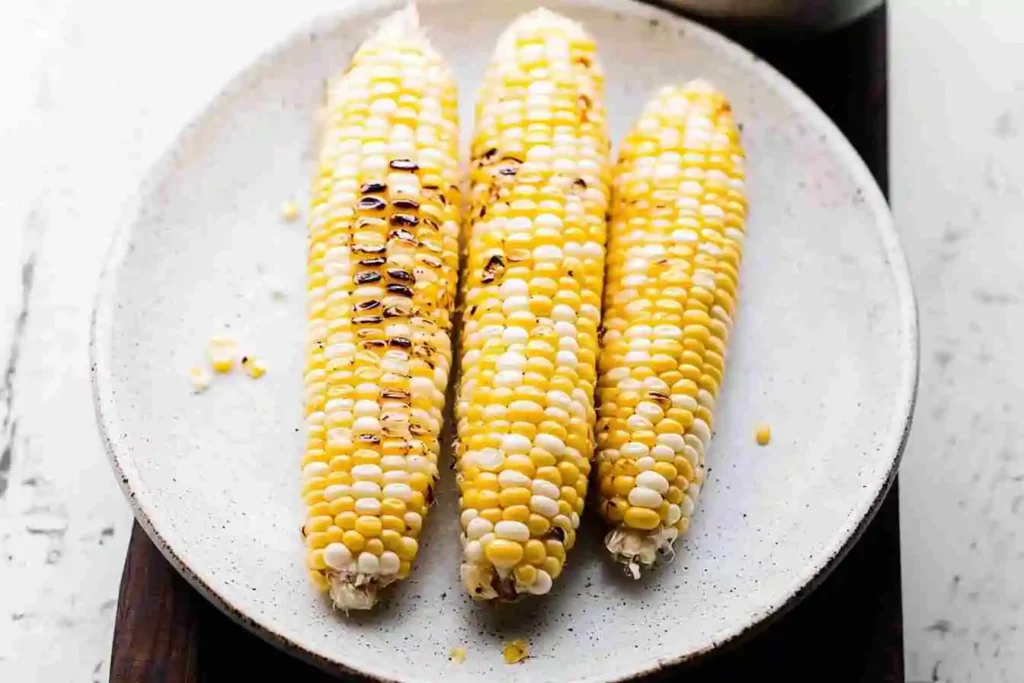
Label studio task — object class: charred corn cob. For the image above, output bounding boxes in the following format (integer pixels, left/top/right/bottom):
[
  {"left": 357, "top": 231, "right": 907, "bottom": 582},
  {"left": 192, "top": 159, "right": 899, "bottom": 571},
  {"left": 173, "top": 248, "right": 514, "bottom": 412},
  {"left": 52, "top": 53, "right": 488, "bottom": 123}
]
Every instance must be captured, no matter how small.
[
  {"left": 302, "top": 6, "right": 461, "bottom": 610},
  {"left": 456, "top": 9, "right": 611, "bottom": 600},
  {"left": 595, "top": 81, "right": 746, "bottom": 577}
]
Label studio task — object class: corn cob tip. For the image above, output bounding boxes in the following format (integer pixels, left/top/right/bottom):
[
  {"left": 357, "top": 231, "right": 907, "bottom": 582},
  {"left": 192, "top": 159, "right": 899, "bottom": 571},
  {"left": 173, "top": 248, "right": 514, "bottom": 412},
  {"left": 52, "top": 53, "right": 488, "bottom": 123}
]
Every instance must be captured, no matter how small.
[
  {"left": 373, "top": 2, "right": 422, "bottom": 41},
  {"left": 503, "top": 6, "right": 590, "bottom": 39},
  {"left": 605, "top": 527, "right": 679, "bottom": 579},
  {"left": 460, "top": 563, "right": 505, "bottom": 601}
]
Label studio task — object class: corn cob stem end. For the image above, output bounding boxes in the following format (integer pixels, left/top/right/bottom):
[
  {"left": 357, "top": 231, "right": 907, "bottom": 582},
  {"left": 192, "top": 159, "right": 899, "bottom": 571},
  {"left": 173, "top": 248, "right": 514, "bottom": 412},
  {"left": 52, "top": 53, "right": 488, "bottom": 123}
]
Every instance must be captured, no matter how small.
[
  {"left": 460, "top": 562, "right": 518, "bottom": 602},
  {"left": 605, "top": 526, "right": 679, "bottom": 579},
  {"left": 328, "top": 572, "right": 393, "bottom": 612}
]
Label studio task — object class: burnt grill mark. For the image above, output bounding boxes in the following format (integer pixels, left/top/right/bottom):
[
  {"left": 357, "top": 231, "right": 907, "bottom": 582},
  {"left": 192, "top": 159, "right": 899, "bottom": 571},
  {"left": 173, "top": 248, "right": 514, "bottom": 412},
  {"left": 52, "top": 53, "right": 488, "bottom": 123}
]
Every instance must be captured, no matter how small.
[
  {"left": 389, "top": 159, "right": 419, "bottom": 171},
  {"left": 362, "top": 340, "right": 387, "bottom": 350},
  {"left": 389, "top": 229, "right": 417, "bottom": 243},
  {"left": 352, "top": 244, "right": 386, "bottom": 255},
  {"left": 573, "top": 178, "right": 587, "bottom": 190},
  {"left": 356, "top": 217, "right": 386, "bottom": 231},
  {"left": 358, "top": 196, "right": 388, "bottom": 211},
  {"left": 383, "top": 306, "right": 407, "bottom": 318},
  {"left": 358, "top": 434, "right": 382, "bottom": 445},
  {"left": 381, "top": 389, "right": 410, "bottom": 400},
  {"left": 482, "top": 147, "right": 498, "bottom": 162},
  {"left": 387, "top": 269, "right": 415, "bottom": 283},
  {"left": 481, "top": 254, "right": 506, "bottom": 284},
  {"left": 360, "top": 181, "right": 387, "bottom": 194},
  {"left": 359, "top": 257, "right": 387, "bottom": 267},
  {"left": 647, "top": 390, "right": 671, "bottom": 408},
  {"left": 387, "top": 284, "right": 414, "bottom": 298},
  {"left": 353, "top": 315, "right": 384, "bottom": 325},
  {"left": 354, "top": 272, "right": 382, "bottom": 285},
  {"left": 495, "top": 576, "right": 518, "bottom": 601},
  {"left": 393, "top": 198, "right": 420, "bottom": 211},
  {"left": 390, "top": 337, "right": 412, "bottom": 348},
  {"left": 390, "top": 213, "right": 419, "bottom": 227},
  {"left": 421, "top": 217, "right": 440, "bottom": 231},
  {"left": 353, "top": 300, "right": 382, "bottom": 312},
  {"left": 420, "top": 255, "right": 442, "bottom": 269}
]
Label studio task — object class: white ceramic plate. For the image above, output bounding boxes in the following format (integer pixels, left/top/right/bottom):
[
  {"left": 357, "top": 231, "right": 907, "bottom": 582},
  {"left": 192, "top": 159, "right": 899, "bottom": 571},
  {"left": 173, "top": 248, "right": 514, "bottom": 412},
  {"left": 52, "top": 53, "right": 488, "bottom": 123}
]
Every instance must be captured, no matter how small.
[{"left": 90, "top": 1, "right": 917, "bottom": 681}]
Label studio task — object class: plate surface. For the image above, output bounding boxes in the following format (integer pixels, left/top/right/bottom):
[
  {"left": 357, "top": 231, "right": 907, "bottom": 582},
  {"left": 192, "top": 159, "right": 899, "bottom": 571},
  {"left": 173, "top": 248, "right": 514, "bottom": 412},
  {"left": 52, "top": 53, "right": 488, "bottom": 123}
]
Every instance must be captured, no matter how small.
[{"left": 91, "top": 1, "right": 916, "bottom": 681}]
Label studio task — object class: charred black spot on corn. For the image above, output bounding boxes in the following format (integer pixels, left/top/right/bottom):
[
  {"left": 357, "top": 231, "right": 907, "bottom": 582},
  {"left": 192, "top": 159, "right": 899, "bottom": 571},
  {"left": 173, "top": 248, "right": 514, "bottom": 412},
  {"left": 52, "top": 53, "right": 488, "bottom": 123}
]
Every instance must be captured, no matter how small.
[
  {"left": 357, "top": 196, "right": 388, "bottom": 211},
  {"left": 388, "top": 158, "right": 419, "bottom": 171},
  {"left": 360, "top": 181, "right": 387, "bottom": 194}
]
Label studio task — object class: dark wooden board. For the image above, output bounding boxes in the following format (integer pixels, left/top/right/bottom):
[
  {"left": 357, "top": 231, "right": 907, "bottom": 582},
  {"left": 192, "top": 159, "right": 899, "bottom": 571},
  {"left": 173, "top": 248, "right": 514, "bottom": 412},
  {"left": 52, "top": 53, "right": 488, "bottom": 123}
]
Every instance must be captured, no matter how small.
[{"left": 110, "top": 6, "right": 900, "bottom": 682}]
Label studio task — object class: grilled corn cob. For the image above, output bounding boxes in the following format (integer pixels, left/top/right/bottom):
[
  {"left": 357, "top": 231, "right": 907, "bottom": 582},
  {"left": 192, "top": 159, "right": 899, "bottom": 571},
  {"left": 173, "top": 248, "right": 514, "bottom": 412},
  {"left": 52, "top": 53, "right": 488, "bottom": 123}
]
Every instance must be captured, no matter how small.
[
  {"left": 456, "top": 8, "right": 611, "bottom": 600},
  {"left": 595, "top": 81, "right": 746, "bottom": 577},
  {"left": 302, "top": 6, "right": 461, "bottom": 610}
]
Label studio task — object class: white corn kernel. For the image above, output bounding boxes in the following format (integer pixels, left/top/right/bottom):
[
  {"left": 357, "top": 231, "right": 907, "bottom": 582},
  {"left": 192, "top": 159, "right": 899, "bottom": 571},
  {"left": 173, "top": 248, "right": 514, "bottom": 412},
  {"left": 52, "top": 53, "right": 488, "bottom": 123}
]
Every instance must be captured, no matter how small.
[
  {"left": 494, "top": 521, "right": 530, "bottom": 543},
  {"left": 323, "top": 543, "right": 353, "bottom": 571},
  {"left": 628, "top": 487, "right": 663, "bottom": 509}
]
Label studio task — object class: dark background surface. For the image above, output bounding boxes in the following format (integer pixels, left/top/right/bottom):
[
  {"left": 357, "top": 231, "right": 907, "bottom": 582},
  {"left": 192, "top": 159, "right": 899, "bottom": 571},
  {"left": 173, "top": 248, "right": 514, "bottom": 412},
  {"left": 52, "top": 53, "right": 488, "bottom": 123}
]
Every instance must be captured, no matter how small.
[{"left": 110, "top": 6, "right": 901, "bottom": 682}]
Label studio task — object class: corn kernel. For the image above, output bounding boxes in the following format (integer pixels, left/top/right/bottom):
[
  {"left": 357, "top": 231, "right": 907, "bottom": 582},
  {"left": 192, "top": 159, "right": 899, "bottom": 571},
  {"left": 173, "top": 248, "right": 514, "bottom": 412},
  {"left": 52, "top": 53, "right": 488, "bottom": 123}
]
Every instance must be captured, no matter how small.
[
  {"left": 755, "top": 423, "right": 771, "bottom": 446},
  {"left": 241, "top": 355, "right": 267, "bottom": 379},
  {"left": 342, "top": 530, "right": 365, "bottom": 553},
  {"left": 207, "top": 335, "right": 237, "bottom": 373},
  {"left": 188, "top": 367, "right": 211, "bottom": 392},
  {"left": 280, "top": 199, "right": 300, "bottom": 221}
]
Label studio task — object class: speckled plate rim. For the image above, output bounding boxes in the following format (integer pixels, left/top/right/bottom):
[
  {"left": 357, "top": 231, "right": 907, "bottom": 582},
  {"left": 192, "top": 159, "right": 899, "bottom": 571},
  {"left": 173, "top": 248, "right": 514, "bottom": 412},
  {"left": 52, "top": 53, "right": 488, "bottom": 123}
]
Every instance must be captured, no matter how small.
[{"left": 89, "top": 0, "right": 919, "bottom": 680}]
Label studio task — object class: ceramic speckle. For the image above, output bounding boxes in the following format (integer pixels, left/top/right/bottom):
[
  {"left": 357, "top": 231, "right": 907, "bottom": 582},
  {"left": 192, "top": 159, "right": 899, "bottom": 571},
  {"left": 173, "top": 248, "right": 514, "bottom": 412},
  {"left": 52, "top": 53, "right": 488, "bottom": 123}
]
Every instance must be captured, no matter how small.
[{"left": 89, "top": 1, "right": 917, "bottom": 681}]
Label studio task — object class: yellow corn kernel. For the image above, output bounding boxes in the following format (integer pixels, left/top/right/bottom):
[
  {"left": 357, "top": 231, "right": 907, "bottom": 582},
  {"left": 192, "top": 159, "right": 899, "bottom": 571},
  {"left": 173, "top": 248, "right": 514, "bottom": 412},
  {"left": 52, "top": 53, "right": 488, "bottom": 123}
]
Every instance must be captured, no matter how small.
[
  {"left": 342, "top": 530, "right": 365, "bottom": 553},
  {"left": 623, "top": 507, "right": 662, "bottom": 530},
  {"left": 756, "top": 423, "right": 772, "bottom": 445},
  {"left": 523, "top": 539, "right": 547, "bottom": 565},
  {"left": 207, "top": 335, "right": 237, "bottom": 373},
  {"left": 514, "top": 564, "right": 537, "bottom": 587},
  {"left": 241, "top": 355, "right": 267, "bottom": 379},
  {"left": 503, "top": 639, "right": 529, "bottom": 665},
  {"left": 280, "top": 199, "right": 300, "bottom": 222},
  {"left": 485, "top": 539, "right": 525, "bottom": 569},
  {"left": 355, "top": 516, "right": 383, "bottom": 538}
]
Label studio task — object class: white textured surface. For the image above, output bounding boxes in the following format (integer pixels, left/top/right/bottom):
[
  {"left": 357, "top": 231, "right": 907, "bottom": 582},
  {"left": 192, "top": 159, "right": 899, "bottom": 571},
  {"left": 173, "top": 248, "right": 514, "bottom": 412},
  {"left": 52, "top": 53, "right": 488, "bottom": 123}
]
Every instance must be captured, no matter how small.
[
  {"left": 0, "top": 1, "right": 342, "bottom": 680},
  {"left": 893, "top": 1, "right": 1024, "bottom": 681},
  {"left": 0, "top": 0, "right": 1020, "bottom": 681}
]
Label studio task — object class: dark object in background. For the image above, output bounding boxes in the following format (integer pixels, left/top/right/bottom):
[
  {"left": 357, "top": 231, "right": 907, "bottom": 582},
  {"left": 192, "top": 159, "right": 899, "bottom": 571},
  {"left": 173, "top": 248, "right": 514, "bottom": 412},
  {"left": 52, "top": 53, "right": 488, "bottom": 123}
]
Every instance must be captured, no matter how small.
[{"left": 652, "top": 0, "right": 881, "bottom": 30}]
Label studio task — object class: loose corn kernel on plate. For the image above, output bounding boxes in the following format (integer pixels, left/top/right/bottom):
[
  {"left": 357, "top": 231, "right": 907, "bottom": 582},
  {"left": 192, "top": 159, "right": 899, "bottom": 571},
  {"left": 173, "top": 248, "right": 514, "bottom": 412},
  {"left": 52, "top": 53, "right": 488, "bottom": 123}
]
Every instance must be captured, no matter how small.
[{"left": 90, "top": 0, "right": 916, "bottom": 681}]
